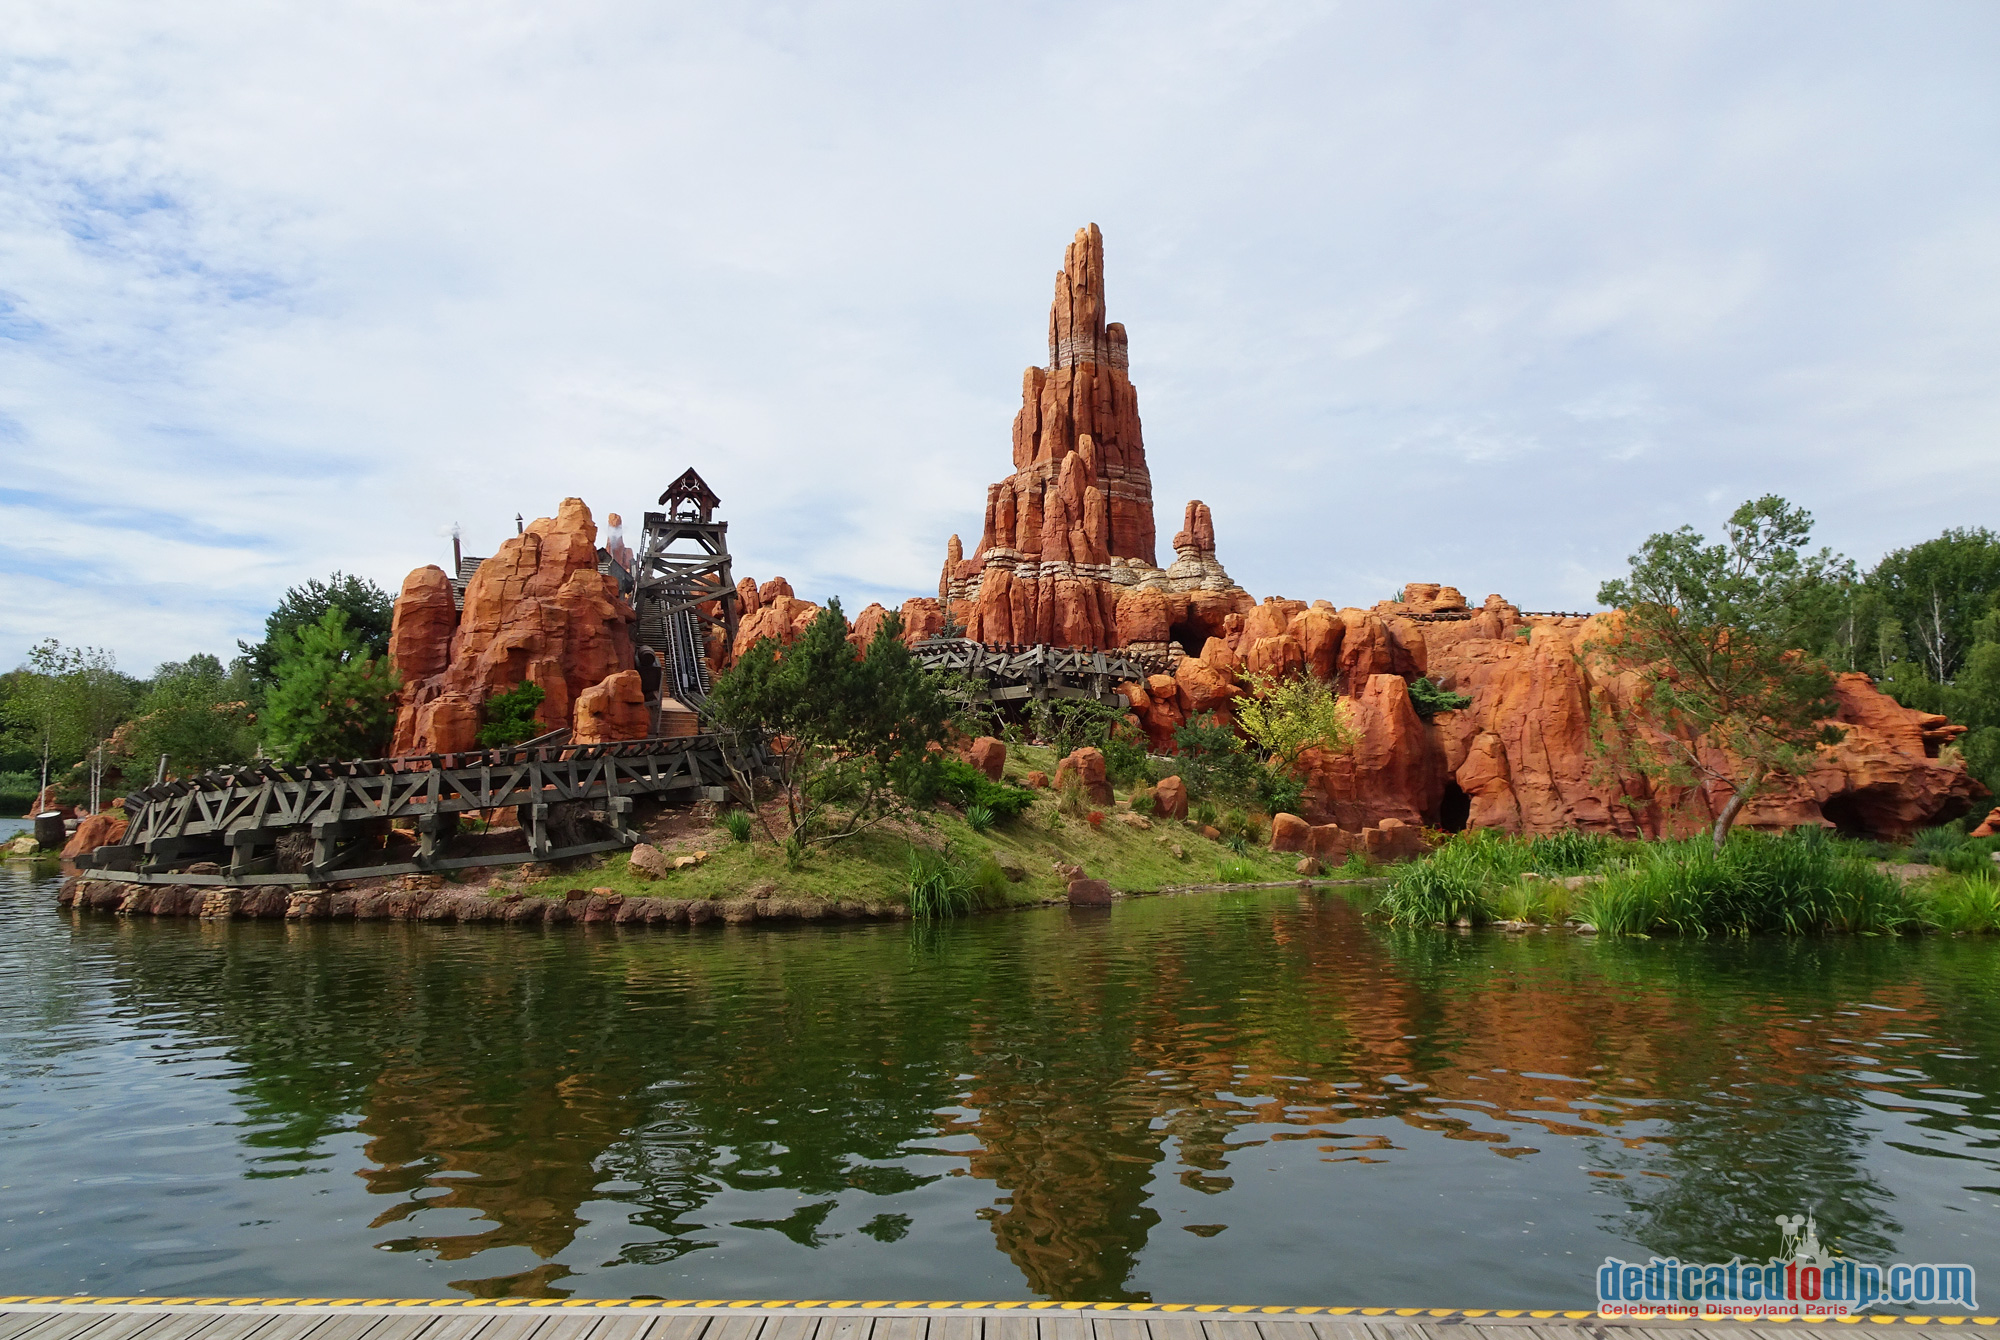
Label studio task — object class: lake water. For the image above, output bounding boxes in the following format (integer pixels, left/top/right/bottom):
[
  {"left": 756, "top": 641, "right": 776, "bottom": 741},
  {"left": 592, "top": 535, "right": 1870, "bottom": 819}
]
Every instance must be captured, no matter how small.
[{"left": 3, "top": 847, "right": 1998, "bottom": 1307}]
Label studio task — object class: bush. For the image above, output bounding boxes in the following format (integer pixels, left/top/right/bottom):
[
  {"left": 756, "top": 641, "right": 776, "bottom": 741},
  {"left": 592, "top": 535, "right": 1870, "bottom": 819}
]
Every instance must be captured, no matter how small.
[
  {"left": 721, "top": 810, "right": 753, "bottom": 843},
  {"left": 965, "top": 804, "right": 995, "bottom": 833},
  {"left": 1130, "top": 786, "right": 1156, "bottom": 816},
  {"left": 1911, "top": 825, "right": 1967, "bottom": 865},
  {"left": 1173, "top": 713, "right": 1264, "bottom": 804},
  {"left": 1407, "top": 677, "right": 1472, "bottom": 718},
  {"left": 905, "top": 847, "right": 977, "bottom": 919},
  {"left": 933, "top": 756, "right": 1035, "bottom": 823},
  {"left": 477, "top": 681, "right": 547, "bottom": 748},
  {"left": 1192, "top": 799, "right": 1219, "bottom": 828},
  {"left": 1216, "top": 856, "right": 1260, "bottom": 883},
  {"left": 1087, "top": 810, "right": 1105, "bottom": 829}
]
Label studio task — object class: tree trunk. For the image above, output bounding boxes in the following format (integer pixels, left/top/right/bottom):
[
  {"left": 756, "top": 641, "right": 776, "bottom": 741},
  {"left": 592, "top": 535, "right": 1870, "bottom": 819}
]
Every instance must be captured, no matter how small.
[
  {"left": 1711, "top": 791, "right": 1747, "bottom": 852},
  {"left": 1710, "top": 765, "right": 1768, "bottom": 851}
]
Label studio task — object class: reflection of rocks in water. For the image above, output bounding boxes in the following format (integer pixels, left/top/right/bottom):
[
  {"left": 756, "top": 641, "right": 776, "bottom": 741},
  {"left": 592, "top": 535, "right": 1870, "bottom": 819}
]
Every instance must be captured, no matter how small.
[{"left": 357, "top": 1061, "right": 643, "bottom": 1277}]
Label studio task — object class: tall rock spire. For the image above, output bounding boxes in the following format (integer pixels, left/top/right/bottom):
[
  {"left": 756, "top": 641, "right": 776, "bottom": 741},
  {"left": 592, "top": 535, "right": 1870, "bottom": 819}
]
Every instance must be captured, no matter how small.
[
  {"left": 947, "top": 224, "right": 1247, "bottom": 652},
  {"left": 988, "top": 223, "right": 1156, "bottom": 567}
]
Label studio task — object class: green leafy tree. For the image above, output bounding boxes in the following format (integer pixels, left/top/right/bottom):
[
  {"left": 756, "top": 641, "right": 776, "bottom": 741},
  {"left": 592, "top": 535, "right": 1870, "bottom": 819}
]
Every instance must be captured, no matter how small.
[
  {"left": 476, "top": 682, "right": 547, "bottom": 748},
  {"left": 262, "top": 609, "right": 401, "bottom": 763},
  {"left": 708, "top": 600, "right": 955, "bottom": 856},
  {"left": 1865, "top": 527, "right": 2000, "bottom": 684},
  {"left": 2, "top": 639, "right": 136, "bottom": 807},
  {"left": 1172, "top": 712, "right": 1265, "bottom": 806},
  {"left": 115, "top": 655, "right": 259, "bottom": 780},
  {"left": 1594, "top": 495, "right": 1850, "bottom": 850},
  {"left": 239, "top": 572, "right": 394, "bottom": 689},
  {"left": 1236, "top": 671, "right": 1356, "bottom": 768}
]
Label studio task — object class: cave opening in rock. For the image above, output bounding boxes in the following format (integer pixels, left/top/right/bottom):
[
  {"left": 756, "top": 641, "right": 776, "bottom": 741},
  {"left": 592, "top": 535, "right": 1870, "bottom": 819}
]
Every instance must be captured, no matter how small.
[
  {"left": 1168, "top": 621, "right": 1206, "bottom": 657},
  {"left": 1438, "top": 781, "right": 1471, "bottom": 833},
  {"left": 1819, "top": 791, "right": 1870, "bottom": 837}
]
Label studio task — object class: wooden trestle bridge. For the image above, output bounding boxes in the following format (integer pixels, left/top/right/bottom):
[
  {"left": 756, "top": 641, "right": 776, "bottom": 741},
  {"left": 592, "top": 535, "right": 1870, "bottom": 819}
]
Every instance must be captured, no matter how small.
[
  {"left": 76, "top": 731, "right": 772, "bottom": 887},
  {"left": 912, "top": 639, "right": 1159, "bottom": 706}
]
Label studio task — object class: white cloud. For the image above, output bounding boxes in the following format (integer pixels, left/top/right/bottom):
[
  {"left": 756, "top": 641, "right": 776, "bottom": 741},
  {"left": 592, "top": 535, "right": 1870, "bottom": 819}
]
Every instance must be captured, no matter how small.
[{"left": 1, "top": 0, "right": 1997, "bottom": 670}]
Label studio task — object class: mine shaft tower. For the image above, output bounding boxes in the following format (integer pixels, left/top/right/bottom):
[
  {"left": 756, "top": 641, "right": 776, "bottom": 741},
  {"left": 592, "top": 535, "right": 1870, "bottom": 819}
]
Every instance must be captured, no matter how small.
[{"left": 633, "top": 468, "right": 738, "bottom": 705}]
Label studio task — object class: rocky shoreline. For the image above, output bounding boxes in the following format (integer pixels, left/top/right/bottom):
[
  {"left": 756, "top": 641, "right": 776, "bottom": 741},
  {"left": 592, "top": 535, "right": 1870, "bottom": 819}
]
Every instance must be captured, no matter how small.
[
  {"left": 56, "top": 872, "right": 1385, "bottom": 928},
  {"left": 57, "top": 875, "right": 913, "bottom": 926}
]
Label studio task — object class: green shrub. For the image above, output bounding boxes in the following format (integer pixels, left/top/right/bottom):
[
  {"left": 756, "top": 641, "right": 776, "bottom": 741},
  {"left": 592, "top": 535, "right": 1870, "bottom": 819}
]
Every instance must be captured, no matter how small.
[
  {"left": 1381, "top": 851, "right": 1486, "bottom": 924},
  {"left": 933, "top": 756, "right": 1035, "bottom": 822},
  {"left": 1216, "top": 856, "right": 1260, "bottom": 883},
  {"left": 1193, "top": 799, "right": 1218, "bottom": 828},
  {"left": 1407, "top": 677, "right": 1472, "bottom": 718},
  {"left": 1130, "top": 786, "right": 1156, "bottom": 816},
  {"left": 965, "top": 804, "right": 996, "bottom": 833},
  {"left": 477, "top": 681, "right": 547, "bottom": 749},
  {"left": 1938, "top": 844, "right": 1999, "bottom": 879},
  {"left": 721, "top": 810, "right": 753, "bottom": 843}
]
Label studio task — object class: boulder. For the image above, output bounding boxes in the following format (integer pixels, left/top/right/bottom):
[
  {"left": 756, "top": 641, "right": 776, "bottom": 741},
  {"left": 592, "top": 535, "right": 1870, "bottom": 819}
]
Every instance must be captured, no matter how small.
[
  {"left": 1269, "top": 812, "right": 1311, "bottom": 853},
  {"left": 60, "top": 812, "right": 128, "bottom": 860},
  {"left": 629, "top": 843, "right": 669, "bottom": 880},
  {"left": 573, "top": 669, "right": 650, "bottom": 744},
  {"left": 1972, "top": 807, "right": 2000, "bottom": 839},
  {"left": 1363, "top": 818, "right": 1427, "bottom": 863},
  {"left": 1245, "top": 634, "right": 1305, "bottom": 680},
  {"left": 1067, "top": 877, "right": 1115, "bottom": 907},
  {"left": 1175, "top": 654, "right": 1238, "bottom": 721},
  {"left": 1296, "top": 673, "right": 1437, "bottom": 830},
  {"left": 968, "top": 736, "right": 1007, "bottom": 782},
  {"left": 1025, "top": 771, "right": 1049, "bottom": 789},
  {"left": 1153, "top": 775, "right": 1190, "bottom": 820},
  {"left": 1054, "top": 747, "right": 1114, "bottom": 805},
  {"left": 1116, "top": 587, "right": 1176, "bottom": 646}
]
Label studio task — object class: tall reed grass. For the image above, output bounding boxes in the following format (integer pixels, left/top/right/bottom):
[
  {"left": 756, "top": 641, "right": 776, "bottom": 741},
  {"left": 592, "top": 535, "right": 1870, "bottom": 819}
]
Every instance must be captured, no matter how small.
[{"left": 1380, "top": 827, "right": 1930, "bottom": 936}]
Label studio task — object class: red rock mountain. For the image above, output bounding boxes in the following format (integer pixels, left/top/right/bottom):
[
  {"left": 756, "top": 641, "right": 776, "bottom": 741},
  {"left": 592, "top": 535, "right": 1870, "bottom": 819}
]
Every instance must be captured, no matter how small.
[{"left": 374, "top": 226, "right": 1984, "bottom": 839}]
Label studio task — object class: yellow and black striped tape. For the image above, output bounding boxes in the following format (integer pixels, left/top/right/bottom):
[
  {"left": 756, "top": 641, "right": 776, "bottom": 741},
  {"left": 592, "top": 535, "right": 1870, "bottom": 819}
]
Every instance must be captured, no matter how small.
[{"left": 1, "top": 1297, "right": 1997, "bottom": 1323}]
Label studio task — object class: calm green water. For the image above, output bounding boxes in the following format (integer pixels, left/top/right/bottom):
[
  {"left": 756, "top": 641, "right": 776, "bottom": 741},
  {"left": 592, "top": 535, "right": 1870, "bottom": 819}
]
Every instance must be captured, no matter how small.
[{"left": 4, "top": 837, "right": 1999, "bottom": 1305}]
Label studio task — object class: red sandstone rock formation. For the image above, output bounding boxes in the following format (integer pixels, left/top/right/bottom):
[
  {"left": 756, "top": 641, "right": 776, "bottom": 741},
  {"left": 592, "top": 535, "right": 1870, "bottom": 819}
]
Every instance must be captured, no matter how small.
[
  {"left": 61, "top": 812, "right": 127, "bottom": 859},
  {"left": 943, "top": 226, "right": 1250, "bottom": 650},
  {"left": 389, "top": 499, "right": 637, "bottom": 754},
  {"left": 573, "top": 669, "right": 649, "bottom": 744}
]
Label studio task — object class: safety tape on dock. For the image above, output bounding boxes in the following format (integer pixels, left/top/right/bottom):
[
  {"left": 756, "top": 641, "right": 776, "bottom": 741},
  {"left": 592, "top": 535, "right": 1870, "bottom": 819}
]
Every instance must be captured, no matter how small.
[{"left": 3, "top": 1297, "right": 1999, "bottom": 1323}]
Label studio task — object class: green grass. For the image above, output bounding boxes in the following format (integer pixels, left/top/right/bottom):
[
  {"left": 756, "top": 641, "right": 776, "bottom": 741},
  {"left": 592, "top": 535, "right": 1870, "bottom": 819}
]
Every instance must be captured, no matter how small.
[
  {"left": 516, "top": 787, "right": 1305, "bottom": 912},
  {"left": 1381, "top": 827, "right": 1924, "bottom": 936},
  {"left": 1912, "top": 873, "right": 2000, "bottom": 933}
]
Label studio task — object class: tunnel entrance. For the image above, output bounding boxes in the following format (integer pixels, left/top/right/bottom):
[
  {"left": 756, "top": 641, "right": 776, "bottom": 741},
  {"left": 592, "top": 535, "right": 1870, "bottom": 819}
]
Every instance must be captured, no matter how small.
[{"left": 1438, "top": 781, "right": 1471, "bottom": 834}]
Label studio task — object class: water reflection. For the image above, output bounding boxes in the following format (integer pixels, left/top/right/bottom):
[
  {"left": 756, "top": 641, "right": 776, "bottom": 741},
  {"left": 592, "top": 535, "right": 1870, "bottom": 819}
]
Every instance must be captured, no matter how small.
[{"left": 3, "top": 864, "right": 1997, "bottom": 1303}]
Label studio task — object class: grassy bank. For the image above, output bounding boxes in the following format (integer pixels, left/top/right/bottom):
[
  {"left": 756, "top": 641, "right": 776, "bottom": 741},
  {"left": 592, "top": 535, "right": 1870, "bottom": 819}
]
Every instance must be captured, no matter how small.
[
  {"left": 1376, "top": 826, "right": 2000, "bottom": 936},
  {"left": 517, "top": 743, "right": 1315, "bottom": 912}
]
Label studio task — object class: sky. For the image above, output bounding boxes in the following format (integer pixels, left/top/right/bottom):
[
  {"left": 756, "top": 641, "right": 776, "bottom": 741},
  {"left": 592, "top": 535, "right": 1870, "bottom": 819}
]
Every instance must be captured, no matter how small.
[{"left": 3, "top": 0, "right": 1997, "bottom": 676}]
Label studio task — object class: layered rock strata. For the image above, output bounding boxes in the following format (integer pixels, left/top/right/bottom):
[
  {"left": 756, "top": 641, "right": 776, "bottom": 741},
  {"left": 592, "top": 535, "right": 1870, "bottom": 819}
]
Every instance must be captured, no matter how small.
[{"left": 941, "top": 225, "right": 1251, "bottom": 650}]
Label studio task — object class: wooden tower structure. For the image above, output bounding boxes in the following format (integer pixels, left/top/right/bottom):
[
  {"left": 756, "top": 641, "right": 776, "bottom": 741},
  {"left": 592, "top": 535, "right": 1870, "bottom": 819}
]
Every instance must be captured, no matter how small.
[{"left": 634, "top": 468, "right": 738, "bottom": 705}]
